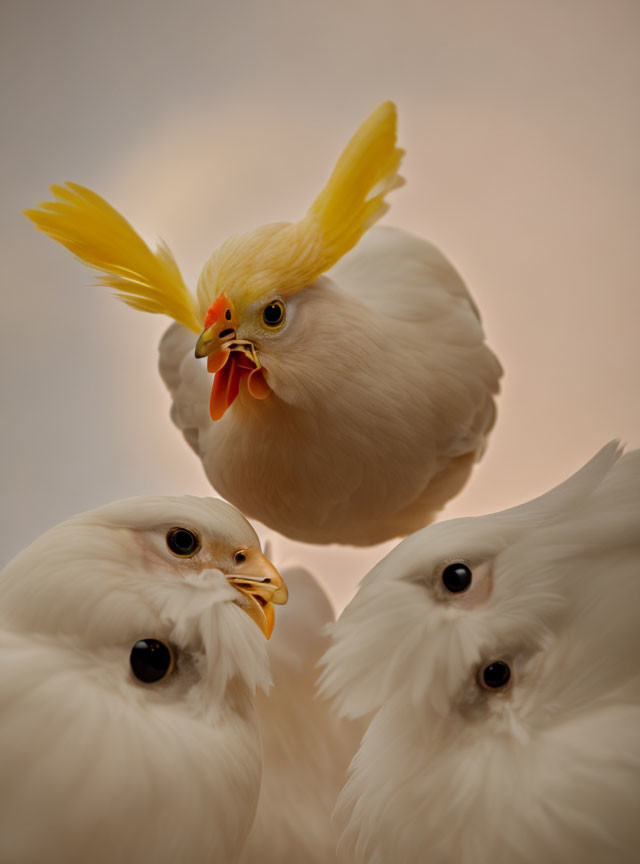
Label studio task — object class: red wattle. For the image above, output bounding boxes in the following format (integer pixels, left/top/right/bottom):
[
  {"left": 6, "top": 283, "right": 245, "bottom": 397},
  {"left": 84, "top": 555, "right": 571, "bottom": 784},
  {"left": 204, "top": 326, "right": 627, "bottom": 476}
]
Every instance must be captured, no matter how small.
[{"left": 209, "top": 353, "right": 259, "bottom": 421}]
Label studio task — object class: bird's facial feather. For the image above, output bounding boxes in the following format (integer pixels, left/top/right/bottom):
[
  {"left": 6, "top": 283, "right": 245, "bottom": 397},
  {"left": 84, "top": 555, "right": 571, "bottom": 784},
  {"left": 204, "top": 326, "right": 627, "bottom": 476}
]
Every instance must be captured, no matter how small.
[
  {"left": 193, "top": 222, "right": 400, "bottom": 422},
  {"left": 320, "top": 517, "right": 511, "bottom": 719},
  {"left": 322, "top": 510, "right": 573, "bottom": 723},
  {"left": 193, "top": 225, "right": 316, "bottom": 419},
  {"left": 325, "top": 443, "right": 629, "bottom": 717},
  {"left": 241, "top": 280, "right": 385, "bottom": 409},
  {"left": 0, "top": 496, "right": 284, "bottom": 705},
  {"left": 324, "top": 444, "right": 640, "bottom": 864},
  {"left": 193, "top": 270, "right": 379, "bottom": 417},
  {"left": 0, "top": 498, "right": 274, "bottom": 863}
]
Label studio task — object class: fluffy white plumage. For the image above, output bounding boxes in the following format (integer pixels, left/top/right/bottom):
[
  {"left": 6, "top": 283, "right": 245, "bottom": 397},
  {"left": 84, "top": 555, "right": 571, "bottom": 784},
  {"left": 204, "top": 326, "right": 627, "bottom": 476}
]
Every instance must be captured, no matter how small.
[
  {"left": 161, "top": 225, "right": 501, "bottom": 545},
  {"left": 0, "top": 496, "right": 280, "bottom": 864},
  {"left": 242, "top": 565, "right": 361, "bottom": 863},
  {"left": 321, "top": 443, "right": 640, "bottom": 863}
]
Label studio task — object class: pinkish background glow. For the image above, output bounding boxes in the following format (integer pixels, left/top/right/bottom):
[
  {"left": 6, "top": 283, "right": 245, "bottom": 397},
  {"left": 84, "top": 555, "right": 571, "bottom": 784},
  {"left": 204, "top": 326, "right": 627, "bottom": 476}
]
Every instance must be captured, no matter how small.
[{"left": 2, "top": 0, "right": 639, "bottom": 612}]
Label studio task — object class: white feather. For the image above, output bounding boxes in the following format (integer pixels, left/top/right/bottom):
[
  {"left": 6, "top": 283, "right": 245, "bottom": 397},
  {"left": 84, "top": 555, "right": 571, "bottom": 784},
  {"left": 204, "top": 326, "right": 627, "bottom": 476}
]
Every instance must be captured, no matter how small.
[
  {"left": 160, "top": 225, "right": 502, "bottom": 545},
  {"left": 321, "top": 443, "right": 640, "bottom": 863},
  {"left": 241, "top": 566, "right": 361, "bottom": 863},
  {"left": 0, "top": 496, "right": 273, "bottom": 864}
]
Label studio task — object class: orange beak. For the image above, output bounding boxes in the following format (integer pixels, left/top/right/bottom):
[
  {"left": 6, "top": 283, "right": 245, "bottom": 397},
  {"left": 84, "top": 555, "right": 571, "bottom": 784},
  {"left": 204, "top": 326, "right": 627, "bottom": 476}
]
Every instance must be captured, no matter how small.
[
  {"left": 195, "top": 294, "right": 271, "bottom": 421},
  {"left": 225, "top": 547, "right": 288, "bottom": 639}
]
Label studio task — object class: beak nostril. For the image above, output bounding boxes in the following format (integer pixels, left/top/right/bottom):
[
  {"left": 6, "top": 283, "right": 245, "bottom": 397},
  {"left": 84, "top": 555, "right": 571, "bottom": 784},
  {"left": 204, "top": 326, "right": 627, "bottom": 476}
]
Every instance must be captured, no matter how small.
[{"left": 219, "top": 328, "right": 235, "bottom": 339}]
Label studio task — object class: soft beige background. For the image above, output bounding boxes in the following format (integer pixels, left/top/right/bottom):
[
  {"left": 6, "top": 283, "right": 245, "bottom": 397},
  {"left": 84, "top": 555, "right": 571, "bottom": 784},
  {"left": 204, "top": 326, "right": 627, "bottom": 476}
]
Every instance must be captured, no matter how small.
[{"left": 2, "top": 0, "right": 638, "bottom": 611}]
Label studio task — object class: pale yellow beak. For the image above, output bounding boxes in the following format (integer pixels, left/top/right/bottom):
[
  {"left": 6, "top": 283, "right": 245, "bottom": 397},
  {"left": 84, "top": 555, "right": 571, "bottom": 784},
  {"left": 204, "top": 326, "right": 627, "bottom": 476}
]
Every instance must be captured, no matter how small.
[{"left": 226, "top": 547, "right": 288, "bottom": 639}]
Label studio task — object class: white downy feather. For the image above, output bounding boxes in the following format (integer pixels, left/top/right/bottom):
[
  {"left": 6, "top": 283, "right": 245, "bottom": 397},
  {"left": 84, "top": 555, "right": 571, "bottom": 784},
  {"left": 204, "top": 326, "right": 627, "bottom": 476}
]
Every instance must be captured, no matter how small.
[
  {"left": 0, "top": 496, "right": 273, "bottom": 864},
  {"left": 241, "top": 565, "right": 361, "bottom": 863},
  {"left": 321, "top": 443, "right": 640, "bottom": 863}
]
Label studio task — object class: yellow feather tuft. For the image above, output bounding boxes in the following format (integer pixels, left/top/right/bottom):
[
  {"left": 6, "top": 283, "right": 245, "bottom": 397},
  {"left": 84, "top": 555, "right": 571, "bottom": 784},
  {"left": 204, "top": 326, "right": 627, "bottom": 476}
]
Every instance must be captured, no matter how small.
[
  {"left": 196, "top": 102, "right": 405, "bottom": 312},
  {"left": 304, "top": 100, "right": 405, "bottom": 275},
  {"left": 24, "top": 183, "right": 202, "bottom": 333}
]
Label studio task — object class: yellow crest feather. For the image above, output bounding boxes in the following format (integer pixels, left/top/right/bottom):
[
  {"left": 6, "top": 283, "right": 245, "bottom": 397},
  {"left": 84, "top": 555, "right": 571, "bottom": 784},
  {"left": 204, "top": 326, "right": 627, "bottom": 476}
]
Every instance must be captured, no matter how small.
[
  {"left": 305, "top": 100, "right": 404, "bottom": 272},
  {"left": 24, "top": 183, "right": 201, "bottom": 333},
  {"left": 196, "top": 101, "right": 405, "bottom": 311}
]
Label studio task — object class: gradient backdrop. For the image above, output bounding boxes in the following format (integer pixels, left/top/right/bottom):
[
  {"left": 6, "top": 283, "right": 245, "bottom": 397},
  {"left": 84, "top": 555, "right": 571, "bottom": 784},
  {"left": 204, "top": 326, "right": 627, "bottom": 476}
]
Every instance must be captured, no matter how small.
[{"left": 2, "top": 0, "right": 639, "bottom": 611}]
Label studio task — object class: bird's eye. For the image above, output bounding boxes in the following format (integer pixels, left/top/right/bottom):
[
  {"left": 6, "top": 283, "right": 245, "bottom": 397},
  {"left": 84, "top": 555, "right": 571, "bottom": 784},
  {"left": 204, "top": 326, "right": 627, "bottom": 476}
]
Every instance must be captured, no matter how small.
[
  {"left": 130, "top": 639, "right": 175, "bottom": 683},
  {"left": 234, "top": 550, "right": 247, "bottom": 565},
  {"left": 479, "top": 660, "right": 511, "bottom": 690},
  {"left": 262, "top": 299, "right": 286, "bottom": 329},
  {"left": 166, "top": 527, "right": 200, "bottom": 557},
  {"left": 442, "top": 562, "right": 472, "bottom": 593}
]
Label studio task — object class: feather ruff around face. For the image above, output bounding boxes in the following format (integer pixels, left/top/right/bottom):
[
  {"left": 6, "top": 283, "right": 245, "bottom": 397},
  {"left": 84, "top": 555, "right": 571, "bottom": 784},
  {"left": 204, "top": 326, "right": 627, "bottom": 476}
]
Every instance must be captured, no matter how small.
[{"left": 321, "top": 443, "right": 640, "bottom": 864}]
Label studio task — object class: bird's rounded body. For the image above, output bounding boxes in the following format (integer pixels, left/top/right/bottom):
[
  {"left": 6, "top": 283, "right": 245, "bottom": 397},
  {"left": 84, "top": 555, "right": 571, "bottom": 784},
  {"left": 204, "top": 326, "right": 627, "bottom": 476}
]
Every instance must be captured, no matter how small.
[
  {"left": 26, "top": 102, "right": 502, "bottom": 546},
  {"left": 161, "top": 226, "right": 501, "bottom": 545}
]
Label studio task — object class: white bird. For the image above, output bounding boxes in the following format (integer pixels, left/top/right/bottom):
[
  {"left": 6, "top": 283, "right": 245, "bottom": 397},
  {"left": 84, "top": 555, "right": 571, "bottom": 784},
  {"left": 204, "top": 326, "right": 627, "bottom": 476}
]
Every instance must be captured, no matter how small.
[
  {"left": 242, "top": 565, "right": 361, "bottom": 864},
  {"left": 0, "top": 496, "right": 288, "bottom": 864},
  {"left": 25, "top": 101, "right": 502, "bottom": 546},
  {"left": 321, "top": 442, "right": 640, "bottom": 864}
]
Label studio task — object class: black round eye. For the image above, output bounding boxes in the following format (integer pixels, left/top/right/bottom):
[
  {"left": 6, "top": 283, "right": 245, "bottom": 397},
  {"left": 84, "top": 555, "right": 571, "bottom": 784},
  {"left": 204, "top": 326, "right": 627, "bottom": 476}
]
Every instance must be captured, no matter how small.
[
  {"left": 262, "top": 300, "right": 285, "bottom": 328},
  {"left": 442, "top": 562, "right": 472, "bottom": 593},
  {"left": 130, "top": 639, "right": 174, "bottom": 683},
  {"left": 481, "top": 660, "right": 511, "bottom": 689},
  {"left": 166, "top": 527, "right": 200, "bottom": 557},
  {"left": 234, "top": 550, "right": 246, "bottom": 565},
  {"left": 224, "top": 309, "right": 231, "bottom": 321}
]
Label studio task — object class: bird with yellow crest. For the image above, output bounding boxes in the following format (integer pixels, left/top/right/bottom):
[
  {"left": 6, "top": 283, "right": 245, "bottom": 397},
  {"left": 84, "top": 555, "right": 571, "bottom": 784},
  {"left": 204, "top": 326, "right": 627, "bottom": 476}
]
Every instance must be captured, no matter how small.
[{"left": 26, "top": 102, "right": 502, "bottom": 546}]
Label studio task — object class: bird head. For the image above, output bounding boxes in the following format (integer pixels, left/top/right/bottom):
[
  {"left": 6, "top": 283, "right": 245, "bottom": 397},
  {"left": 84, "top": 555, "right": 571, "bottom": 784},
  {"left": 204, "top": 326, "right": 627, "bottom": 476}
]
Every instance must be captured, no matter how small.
[
  {"left": 321, "top": 442, "right": 640, "bottom": 863},
  {"left": 0, "top": 498, "right": 289, "bottom": 862},
  {"left": 25, "top": 101, "right": 404, "bottom": 420},
  {"left": 191, "top": 100, "right": 404, "bottom": 419},
  {"left": 192, "top": 221, "right": 307, "bottom": 417},
  {"left": 0, "top": 495, "right": 288, "bottom": 706}
]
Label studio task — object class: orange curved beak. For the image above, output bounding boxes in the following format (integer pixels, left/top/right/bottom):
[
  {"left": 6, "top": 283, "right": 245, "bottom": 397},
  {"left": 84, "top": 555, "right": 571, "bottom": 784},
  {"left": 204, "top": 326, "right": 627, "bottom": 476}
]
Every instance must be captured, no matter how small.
[
  {"left": 195, "top": 294, "right": 271, "bottom": 421},
  {"left": 226, "top": 547, "right": 288, "bottom": 639}
]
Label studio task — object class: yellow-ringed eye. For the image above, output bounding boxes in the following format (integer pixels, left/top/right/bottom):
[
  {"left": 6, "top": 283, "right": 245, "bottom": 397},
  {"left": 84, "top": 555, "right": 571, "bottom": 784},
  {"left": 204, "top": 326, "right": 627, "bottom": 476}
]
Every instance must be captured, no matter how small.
[{"left": 262, "top": 299, "right": 286, "bottom": 329}]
